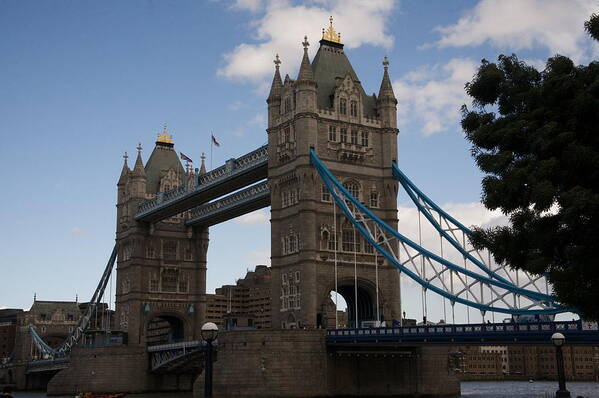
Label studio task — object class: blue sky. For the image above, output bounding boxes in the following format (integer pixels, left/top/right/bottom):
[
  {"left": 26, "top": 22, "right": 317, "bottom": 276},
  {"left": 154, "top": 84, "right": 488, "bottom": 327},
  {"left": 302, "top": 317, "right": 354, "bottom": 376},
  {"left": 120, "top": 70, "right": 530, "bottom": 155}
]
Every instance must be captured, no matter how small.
[{"left": 1, "top": 0, "right": 596, "bottom": 323}]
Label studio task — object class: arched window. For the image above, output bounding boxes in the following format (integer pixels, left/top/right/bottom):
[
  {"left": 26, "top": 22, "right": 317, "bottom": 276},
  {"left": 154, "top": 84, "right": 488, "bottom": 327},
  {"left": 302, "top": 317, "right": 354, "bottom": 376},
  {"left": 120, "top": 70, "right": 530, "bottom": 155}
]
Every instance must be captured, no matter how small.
[
  {"left": 339, "top": 98, "right": 347, "bottom": 115},
  {"left": 343, "top": 180, "right": 361, "bottom": 201}
]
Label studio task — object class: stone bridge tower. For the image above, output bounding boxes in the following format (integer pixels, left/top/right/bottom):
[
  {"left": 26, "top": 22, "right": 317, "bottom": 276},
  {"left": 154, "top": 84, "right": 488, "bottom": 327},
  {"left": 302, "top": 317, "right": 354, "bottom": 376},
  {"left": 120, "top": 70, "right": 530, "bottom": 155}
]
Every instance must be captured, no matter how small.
[
  {"left": 115, "top": 129, "right": 208, "bottom": 346},
  {"left": 267, "top": 20, "right": 401, "bottom": 329}
]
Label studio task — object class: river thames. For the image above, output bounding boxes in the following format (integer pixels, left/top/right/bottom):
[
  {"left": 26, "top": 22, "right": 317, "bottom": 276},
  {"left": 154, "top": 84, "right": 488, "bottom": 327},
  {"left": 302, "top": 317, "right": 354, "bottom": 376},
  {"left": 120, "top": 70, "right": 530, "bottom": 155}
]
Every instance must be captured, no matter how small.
[{"left": 9, "top": 381, "right": 599, "bottom": 398}]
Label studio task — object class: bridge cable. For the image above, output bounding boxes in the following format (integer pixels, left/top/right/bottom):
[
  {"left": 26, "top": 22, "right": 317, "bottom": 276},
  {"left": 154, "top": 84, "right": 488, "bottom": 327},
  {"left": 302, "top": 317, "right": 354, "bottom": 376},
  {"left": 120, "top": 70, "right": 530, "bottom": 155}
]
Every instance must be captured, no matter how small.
[
  {"left": 418, "top": 207, "right": 428, "bottom": 324},
  {"left": 375, "top": 233, "right": 380, "bottom": 326},
  {"left": 333, "top": 197, "right": 339, "bottom": 329},
  {"left": 353, "top": 225, "right": 358, "bottom": 328},
  {"left": 439, "top": 215, "right": 447, "bottom": 324},
  {"left": 463, "top": 233, "right": 470, "bottom": 324}
]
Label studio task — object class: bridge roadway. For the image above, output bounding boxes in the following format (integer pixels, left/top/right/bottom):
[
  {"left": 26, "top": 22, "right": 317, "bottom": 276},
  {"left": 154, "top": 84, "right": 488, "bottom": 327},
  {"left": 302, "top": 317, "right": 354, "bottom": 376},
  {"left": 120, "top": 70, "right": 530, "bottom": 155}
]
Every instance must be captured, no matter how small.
[
  {"left": 135, "top": 145, "right": 268, "bottom": 223},
  {"left": 326, "top": 320, "right": 599, "bottom": 348}
]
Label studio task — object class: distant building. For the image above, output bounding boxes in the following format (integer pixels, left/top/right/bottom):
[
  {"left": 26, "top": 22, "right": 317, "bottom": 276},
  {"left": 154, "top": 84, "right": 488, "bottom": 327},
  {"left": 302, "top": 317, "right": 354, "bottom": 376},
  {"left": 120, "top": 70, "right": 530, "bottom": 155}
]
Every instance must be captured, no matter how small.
[
  {"left": 0, "top": 309, "right": 22, "bottom": 362},
  {"left": 205, "top": 265, "right": 272, "bottom": 330}
]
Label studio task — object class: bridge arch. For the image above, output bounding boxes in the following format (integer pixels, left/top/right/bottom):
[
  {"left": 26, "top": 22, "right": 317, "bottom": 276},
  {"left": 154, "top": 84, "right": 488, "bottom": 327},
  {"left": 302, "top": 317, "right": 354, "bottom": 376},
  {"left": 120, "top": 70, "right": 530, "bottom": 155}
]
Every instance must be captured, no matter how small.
[
  {"left": 145, "top": 312, "right": 189, "bottom": 346},
  {"left": 319, "top": 277, "right": 383, "bottom": 329}
]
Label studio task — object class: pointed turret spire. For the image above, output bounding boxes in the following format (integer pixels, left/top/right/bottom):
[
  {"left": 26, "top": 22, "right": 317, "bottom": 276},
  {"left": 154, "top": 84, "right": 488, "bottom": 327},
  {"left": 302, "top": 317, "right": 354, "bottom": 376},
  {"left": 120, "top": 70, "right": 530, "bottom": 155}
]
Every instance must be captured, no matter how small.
[
  {"left": 268, "top": 54, "right": 283, "bottom": 101},
  {"left": 199, "top": 152, "right": 206, "bottom": 175},
  {"left": 297, "top": 36, "right": 314, "bottom": 81},
  {"left": 378, "top": 56, "right": 396, "bottom": 101},
  {"left": 133, "top": 142, "right": 146, "bottom": 176},
  {"left": 118, "top": 152, "right": 130, "bottom": 184}
]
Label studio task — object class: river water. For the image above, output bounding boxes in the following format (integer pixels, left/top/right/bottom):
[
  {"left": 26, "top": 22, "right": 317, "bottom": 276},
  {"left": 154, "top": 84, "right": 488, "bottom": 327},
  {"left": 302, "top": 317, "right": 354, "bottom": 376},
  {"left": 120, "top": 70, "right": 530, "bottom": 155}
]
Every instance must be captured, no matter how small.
[{"left": 9, "top": 381, "right": 599, "bottom": 397}]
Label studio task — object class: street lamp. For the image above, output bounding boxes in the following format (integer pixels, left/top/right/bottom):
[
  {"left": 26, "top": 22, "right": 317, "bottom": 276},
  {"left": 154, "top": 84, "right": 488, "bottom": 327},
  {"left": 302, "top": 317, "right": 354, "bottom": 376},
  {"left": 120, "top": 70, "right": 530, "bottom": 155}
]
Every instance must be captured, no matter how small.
[
  {"left": 551, "top": 332, "right": 571, "bottom": 398},
  {"left": 201, "top": 322, "right": 219, "bottom": 398}
]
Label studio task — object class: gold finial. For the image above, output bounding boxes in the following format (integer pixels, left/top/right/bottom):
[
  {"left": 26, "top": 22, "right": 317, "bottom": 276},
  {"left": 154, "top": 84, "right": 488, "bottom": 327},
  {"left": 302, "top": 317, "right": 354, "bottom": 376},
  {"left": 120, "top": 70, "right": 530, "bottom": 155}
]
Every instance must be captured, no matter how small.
[
  {"left": 136, "top": 142, "right": 143, "bottom": 153},
  {"left": 156, "top": 124, "right": 174, "bottom": 144},
  {"left": 274, "top": 54, "right": 281, "bottom": 68},
  {"left": 322, "top": 16, "right": 341, "bottom": 44}
]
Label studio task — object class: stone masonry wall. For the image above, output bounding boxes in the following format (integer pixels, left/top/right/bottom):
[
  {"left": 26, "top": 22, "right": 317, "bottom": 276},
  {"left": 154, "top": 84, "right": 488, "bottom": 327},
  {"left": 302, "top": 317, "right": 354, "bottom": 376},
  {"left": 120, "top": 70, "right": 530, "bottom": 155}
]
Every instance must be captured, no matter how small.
[
  {"left": 193, "top": 330, "right": 460, "bottom": 398},
  {"left": 47, "top": 345, "right": 195, "bottom": 395}
]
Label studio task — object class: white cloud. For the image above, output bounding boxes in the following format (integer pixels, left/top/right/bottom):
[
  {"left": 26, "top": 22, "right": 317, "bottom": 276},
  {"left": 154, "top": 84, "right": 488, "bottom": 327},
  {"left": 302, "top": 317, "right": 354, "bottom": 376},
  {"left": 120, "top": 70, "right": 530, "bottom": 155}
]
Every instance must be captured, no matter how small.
[
  {"left": 435, "top": 0, "right": 598, "bottom": 63},
  {"left": 233, "top": 209, "right": 270, "bottom": 225},
  {"left": 71, "top": 227, "right": 85, "bottom": 236},
  {"left": 231, "top": 0, "right": 264, "bottom": 13},
  {"left": 242, "top": 248, "right": 271, "bottom": 265},
  {"left": 394, "top": 58, "right": 477, "bottom": 136},
  {"left": 218, "top": 0, "right": 396, "bottom": 83}
]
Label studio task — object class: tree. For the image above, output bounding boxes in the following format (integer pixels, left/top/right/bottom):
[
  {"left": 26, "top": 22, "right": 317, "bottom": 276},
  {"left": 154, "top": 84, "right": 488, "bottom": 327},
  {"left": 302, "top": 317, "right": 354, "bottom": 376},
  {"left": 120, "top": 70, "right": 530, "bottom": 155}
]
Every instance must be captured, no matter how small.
[{"left": 461, "top": 14, "right": 599, "bottom": 320}]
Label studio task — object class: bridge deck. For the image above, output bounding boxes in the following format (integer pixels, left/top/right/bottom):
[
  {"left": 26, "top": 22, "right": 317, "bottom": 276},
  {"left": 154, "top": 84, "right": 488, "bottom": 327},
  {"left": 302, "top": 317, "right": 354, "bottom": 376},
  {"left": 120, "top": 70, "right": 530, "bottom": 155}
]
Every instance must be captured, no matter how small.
[
  {"left": 136, "top": 145, "right": 268, "bottom": 223},
  {"left": 326, "top": 321, "right": 599, "bottom": 347}
]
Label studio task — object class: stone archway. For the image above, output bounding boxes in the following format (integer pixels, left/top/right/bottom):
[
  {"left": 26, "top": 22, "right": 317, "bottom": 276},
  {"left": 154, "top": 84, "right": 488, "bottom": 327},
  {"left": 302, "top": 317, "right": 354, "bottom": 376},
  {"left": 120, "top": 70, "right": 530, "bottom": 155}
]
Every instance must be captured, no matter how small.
[
  {"left": 319, "top": 278, "right": 382, "bottom": 329},
  {"left": 146, "top": 314, "right": 186, "bottom": 346}
]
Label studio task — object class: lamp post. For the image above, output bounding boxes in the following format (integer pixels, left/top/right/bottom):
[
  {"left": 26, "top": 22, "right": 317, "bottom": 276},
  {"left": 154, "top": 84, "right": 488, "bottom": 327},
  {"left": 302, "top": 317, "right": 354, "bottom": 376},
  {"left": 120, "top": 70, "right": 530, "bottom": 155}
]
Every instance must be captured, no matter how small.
[
  {"left": 551, "top": 332, "right": 571, "bottom": 398},
  {"left": 201, "top": 322, "right": 219, "bottom": 398}
]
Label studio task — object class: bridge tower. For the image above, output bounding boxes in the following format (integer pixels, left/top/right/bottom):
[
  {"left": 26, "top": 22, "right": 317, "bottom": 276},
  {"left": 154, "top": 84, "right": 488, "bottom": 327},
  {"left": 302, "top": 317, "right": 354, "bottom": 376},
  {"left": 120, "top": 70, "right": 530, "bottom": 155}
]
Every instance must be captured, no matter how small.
[
  {"left": 115, "top": 129, "right": 208, "bottom": 346},
  {"left": 267, "top": 20, "right": 401, "bottom": 329}
]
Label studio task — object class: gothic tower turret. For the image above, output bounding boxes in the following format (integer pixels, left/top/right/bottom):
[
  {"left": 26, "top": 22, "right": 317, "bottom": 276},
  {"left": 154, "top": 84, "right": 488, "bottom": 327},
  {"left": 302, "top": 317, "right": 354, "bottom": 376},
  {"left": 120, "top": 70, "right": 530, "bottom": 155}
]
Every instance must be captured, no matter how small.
[
  {"left": 267, "top": 54, "right": 283, "bottom": 128},
  {"left": 115, "top": 127, "right": 209, "bottom": 347},
  {"left": 268, "top": 18, "right": 400, "bottom": 329},
  {"left": 377, "top": 56, "right": 398, "bottom": 129}
]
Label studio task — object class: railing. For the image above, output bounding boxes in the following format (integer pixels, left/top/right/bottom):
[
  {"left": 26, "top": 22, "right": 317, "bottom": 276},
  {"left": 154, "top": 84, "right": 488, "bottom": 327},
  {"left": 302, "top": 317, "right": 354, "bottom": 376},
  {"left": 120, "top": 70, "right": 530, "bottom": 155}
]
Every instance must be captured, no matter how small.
[
  {"left": 137, "top": 145, "right": 268, "bottom": 217},
  {"left": 187, "top": 181, "right": 269, "bottom": 224},
  {"left": 325, "top": 320, "right": 599, "bottom": 345},
  {"left": 148, "top": 340, "right": 206, "bottom": 372},
  {"left": 26, "top": 357, "right": 70, "bottom": 373}
]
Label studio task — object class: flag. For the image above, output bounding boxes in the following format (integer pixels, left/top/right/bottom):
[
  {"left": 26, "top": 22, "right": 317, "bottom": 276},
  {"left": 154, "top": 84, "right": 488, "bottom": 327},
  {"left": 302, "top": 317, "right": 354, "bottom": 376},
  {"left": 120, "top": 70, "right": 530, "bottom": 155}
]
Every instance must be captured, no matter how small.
[
  {"left": 211, "top": 134, "right": 221, "bottom": 147},
  {"left": 180, "top": 152, "right": 193, "bottom": 163}
]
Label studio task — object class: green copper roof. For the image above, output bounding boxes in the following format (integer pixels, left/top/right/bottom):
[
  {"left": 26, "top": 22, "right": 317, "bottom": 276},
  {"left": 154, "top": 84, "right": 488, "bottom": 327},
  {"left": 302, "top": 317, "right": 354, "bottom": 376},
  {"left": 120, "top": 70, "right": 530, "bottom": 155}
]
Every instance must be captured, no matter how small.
[
  {"left": 145, "top": 143, "right": 185, "bottom": 194},
  {"left": 311, "top": 40, "right": 377, "bottom": 117}
]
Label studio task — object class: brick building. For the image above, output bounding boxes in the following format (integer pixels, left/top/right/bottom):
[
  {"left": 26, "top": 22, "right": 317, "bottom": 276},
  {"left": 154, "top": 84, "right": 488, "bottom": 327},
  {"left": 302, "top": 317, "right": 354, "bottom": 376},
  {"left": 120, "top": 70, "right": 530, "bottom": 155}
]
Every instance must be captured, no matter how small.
[
  {"left": 0, "top": 309, "right": 22, "bottom": 363},
  {"left": 205, "top": 265, "right": 272, "bottom": 330}
]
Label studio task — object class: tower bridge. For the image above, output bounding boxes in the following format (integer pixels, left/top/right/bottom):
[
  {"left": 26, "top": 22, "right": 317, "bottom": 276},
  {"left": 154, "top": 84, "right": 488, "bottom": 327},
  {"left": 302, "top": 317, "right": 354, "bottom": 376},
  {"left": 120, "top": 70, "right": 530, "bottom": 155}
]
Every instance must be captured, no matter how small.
[{"left": 5, "top": 17, "right": 599, "bottom": 398}]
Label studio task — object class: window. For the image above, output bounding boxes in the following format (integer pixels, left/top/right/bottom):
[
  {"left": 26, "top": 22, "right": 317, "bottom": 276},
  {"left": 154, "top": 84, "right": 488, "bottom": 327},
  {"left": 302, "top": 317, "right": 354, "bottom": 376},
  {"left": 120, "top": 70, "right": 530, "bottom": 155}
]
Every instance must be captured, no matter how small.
[
  {"left": 328, "top": 125, "right": 337, "bottom": 141},
  {"left": 150, "top": 277, "right": 159, "bottom": 292},
  {"left": 350, "top": 130, "right": 358, "bottom": 144},
  {"left": 295, "top": 271, "right": 300, "bottom": 283},
  {"left": 147, "top": 245, "right": 155, "bottom": 259},
  {"left": 161, "top": 268, "right": 179, "bottom": 292},
  {"left": 184, "top": 246, "right": 193, "bottom": 261},
  {"left": 162, "top": 241, "right": 177, "bottom": 261},
  {"left": 342, "top": 228, "right": 356, "bottom": 252},
  {"left": 339, "top": 98, "right": 347, "bottom": 114},
  {"left": 178, "top": 274, "right": 189, "bottom": 293},
  {"left": 328, "top": 233, "right": 338, "bottom": 250},
  {"left": 321, "top": 184, "right": 331, "bottom": 202},
  {"left": 361, "top": 131, "right": 369, "bottom": 146},
  {"left": 282, "top": 188, "right": 298, "bottom": 208},
  {"left": 284, "top": 97, "right": 292, "bottom": 113},
  {"left": 344, "top": 181, "right": 360, "bottom": 201},
  {"left": 350, "top": 100, "right": 357, "bottom": 117},
  {"left": 340, "top": 127, "right": 347, "bottom": 143},
  {"left": 370, "top": 192, "right": 379, "bottom": 208},
  {"left": 284, "top": 127, "right": 291, "bottom": 142}
]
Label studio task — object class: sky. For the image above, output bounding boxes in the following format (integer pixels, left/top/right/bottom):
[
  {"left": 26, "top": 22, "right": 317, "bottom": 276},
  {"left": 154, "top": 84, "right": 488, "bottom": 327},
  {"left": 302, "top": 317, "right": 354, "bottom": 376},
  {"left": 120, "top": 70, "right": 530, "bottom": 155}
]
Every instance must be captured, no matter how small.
[{"left": 1, "top": 0, "right": 597, "bottom": 324}]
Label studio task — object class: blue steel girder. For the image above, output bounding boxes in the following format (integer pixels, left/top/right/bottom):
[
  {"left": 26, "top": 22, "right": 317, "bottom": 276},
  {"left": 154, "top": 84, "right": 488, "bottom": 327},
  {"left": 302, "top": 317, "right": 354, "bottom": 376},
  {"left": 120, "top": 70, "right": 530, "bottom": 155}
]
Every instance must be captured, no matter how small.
[
  {"left": 135, "top": 145, "right": 268, "bottom": 223},
  {"left": 186, "top": 181, "right": 270, "bottom": 227},
  {"left": 310, "top": 149, "right": 566, "bottom": 315},
  {"left": 148, "top": 340, "right": 206, "bottom": 374},
  {"left": 392, "top": 163, "right": 549, "bottom": 297},
  {"left": 325, "top": 320, "right": 599, "bottom": 346}
]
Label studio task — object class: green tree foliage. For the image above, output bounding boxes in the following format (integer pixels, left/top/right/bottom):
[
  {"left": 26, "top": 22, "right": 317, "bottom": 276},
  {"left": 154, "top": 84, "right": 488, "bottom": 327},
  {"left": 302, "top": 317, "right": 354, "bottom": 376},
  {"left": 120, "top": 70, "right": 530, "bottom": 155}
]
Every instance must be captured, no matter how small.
[{"left": 461, "top": 17, "right": 599, "bottom": 320}]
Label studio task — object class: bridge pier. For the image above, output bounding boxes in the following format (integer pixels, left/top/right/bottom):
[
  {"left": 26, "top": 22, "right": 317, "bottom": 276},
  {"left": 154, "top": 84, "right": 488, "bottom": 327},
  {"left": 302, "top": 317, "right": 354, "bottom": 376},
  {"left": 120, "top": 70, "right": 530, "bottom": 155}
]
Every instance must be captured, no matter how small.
[
  {"left": 46, "top": 345, "right": 196, "bottom": 395},
  {"left": 192, "top": 330, "right": 460, "bottom": 398}
]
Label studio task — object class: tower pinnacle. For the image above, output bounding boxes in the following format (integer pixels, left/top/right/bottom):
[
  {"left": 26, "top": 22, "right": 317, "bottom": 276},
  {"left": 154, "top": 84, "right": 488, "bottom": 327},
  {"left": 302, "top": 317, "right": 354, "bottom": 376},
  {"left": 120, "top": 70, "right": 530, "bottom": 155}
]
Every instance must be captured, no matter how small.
[
  {"left": 297, "top": 36, "right": 314, "bottom": 81},
  {"left": 322, "top": 16, "right": 341, "bottom": 44}
]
